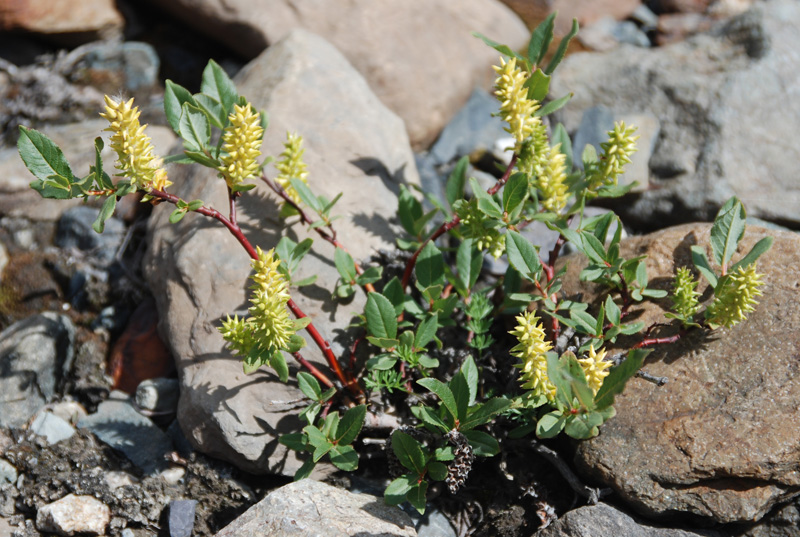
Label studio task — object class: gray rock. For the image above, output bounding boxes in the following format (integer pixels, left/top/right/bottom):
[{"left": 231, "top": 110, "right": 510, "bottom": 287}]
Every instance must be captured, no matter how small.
[
  {"left": 145, "top": 29, "right": 419, "bottom": 476},
  {"left": 534, "top": 502, "right": 724, "bottom": 536},
  {"left": 214, "top": 479, "right": 416, "bottom": 537},
  {"left": 168, "top": 499, "right": 196, "bottom": 537},
  {"left": 56, "top": 205, "right": 125, "bottom": 263},
  {"left": 145, "top": 0, "right": 528, "bottom": 149},
  {"left": 550, "top": 0, "right": 800, "bottom": 228},
  {"left": 135, "top": 378, "right": 179, "bottom": 414},
  {"left": 572, "top": 106, "right": 615, "bottom": 169},
  {"left": 36, "top": 493, "right": 110, "bottom": 536},
  {"left": 0, "top": 241, "right": 7, "bottom": 277},
  {"left": 612, "top": 20, "right": 652, "bottom": 48},
  {"left": 29, "top": 411, "right": 76, "bottom": 444},
  {"left": 78, "top": 392, "right": 173, "bottom": 475},
  {"left": 61, "top": 41, "right": 160, "bottom": 92},
  {"left": 429, "top": 88, "right": 509, "bottom": 166},
  {"left": 631, "top": 4, "right": 660, "bottom": 28},
  {"left": 0, "top": 458, "right": 16, "bottom": 484},
  {"left": 562, "top": 225, "right": 800, "bottom": 523},
  {"left": 0, "top": 313, "right": 75, "bottom": 428}
]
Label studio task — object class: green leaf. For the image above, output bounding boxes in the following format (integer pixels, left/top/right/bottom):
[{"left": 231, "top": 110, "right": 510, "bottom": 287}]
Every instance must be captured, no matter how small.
[
  {"left": 385, "top": 475, "right": 415, "bottom": 505},
  {"left": 417, "top": 378, "right": 458, "bottom": 422},
  {"left": 92, "top": 195, "right": 117, "bottom": 234},
  {"left": 335, "top": 405, "right": 366, "bottom": 445},
  {"left": 594, "top": 349, "right": 650, "bottom": 409},
  {"left": 570, "top": 309, "right": 598, "bottom": 335},
  {"left": 278, "top": 433, "right": 307, "bottom": 452},
  {"left": 690, "top": 245, "right": 718, "bottom": 288},
  {"left": 164, "top": 80, "right": 198, "bottom": 133},
  {"left": 411, "top": 405, "right": 450, "bottom": 433},
  {"left": 392, "top": 431, "right": 427, "bottom": 474},
  {"left": 414, "top": 314, "right": 438, "bottom": 349},
  {"left": 329, "top": 445, "right": 359, "bottom": 471},
  {"left": 564, "top": 413, "right": 602, "bottom": 439},
  {"left": 285, "top": 334, "right": 306, "bottom": 353},
  {"left": 383, "top": 277, "right": 406, "bottom": 315},
  {"left": 545, "top": 18, "right": 580, "bottom": 75},
  {"left": 290, "top": 177, "right": 322, "bottom": 212},
  {"left": 446, "top": 156, "right": 469, "bottom": 209},
  {"left": 169, "top": 208, "right": 187, "bottom": 224},
  {"left": 184, "top": 150, "right": 221, "bottom": 168},
  {"left": 547, "top": 353, "right": 574, "bottom": 408},
  {"left": 193, "top": 93, "right": 225, "bottom": 129},
  {"left": 304, "top": 425, "right": 330, "bottom": 449},
  {"left": 472, "top": 32, "right": 529, "bottom": 68},
  {"left": 528, "top": 13, "right": 556, "bottom": 66},
  {"left": 416, "top": 241, "right": 445, "bottom": 289},
  {"left": 92, "top": 137, "right": 113, "bottom": 190},
  {"left": 200, "top": 59, "right": 238, "bottom": 119},
  {"left": 269, "top": 351, "right": 289, "bottom": 382},
  {"left": 427, "top": 461, "right": 448, "bottom": 481},
  {"left": 179, "top": 103, "right": 211, "bottom": 152},
  {"left": 536, "top": 410, "right": 567, "bottom": 438},
  {"left": 551, "top": 123, "right": 573, "bottom": 171},
  {"left": 731, "top": 237, "right": 773, "bottom": 272},
  {"left": 186, "top": 199, "right": 204, "bottom": 212},
  {"left": 18, "top": 126, "right": 75, "bottom": 194},
  {"left": 293, "top": 459, "right": 316, "bottom": 481},
  {"left": 565, "top": 354, "right": 595, "bottom": 411},
  {"left": 450, "top": 372, "right": 470, "bottom": 423},
  {"left": 460, "top": 397, "right": 511, "bottom": 431},
  {"left": 356, "top": 266, "right": 382, "bottom": 285},
  {"left": 525, "top": 68, "right": 551, "bottom": 102},
  {"left": 455, "top": 239, "right": 482, "bottom": 296},
  {"left": 506, "top": 230, "right": 542, "bottom": 282},
  {"left": 469, "top": 177, "right": 504, "bottom": 219},
  {"left": 297, "top": 371, "right": 322, "bottom": 400},
  {"left": 365, "top": 292, "right": 398, "bottom": 340},
  {"left": 398, "top": 185, "right": 424, "bottom": 236},
  {"left": 334, "top": 247, "right": 357, "bottom": 282},
  {"left": 534, "top": 93, "right": 572, "bottom": 117},
  {"left": 605, "top": 295, "right": 621, "bottom": 326},
  {"left": 710, "top": 197, "right": 747, "bottom": 268},
  {"left": 407, "top": 481, "right": 429, "bottom": 514},
  {"left": 503, "top": 172, "right": 528, "bottom": 215},
  {"left": 463, "top": 430, "right": 500, "bottom": 457},
  {"left": 461, "top": 355, "right": 479, "bottom": 406}
]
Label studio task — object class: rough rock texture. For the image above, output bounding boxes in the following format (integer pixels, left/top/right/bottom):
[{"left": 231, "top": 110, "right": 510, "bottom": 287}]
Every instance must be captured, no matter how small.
[
  {"left": 534, "top": 502, "right": 723, "bottom": 536},
  {"left": 0, "top": 313, "right": 75, "bottom": 428},
  {"left": 1, "top": 119, "right": 175, "bottom": 221},
  {"left": 145, "top": 29, "right": 419, "bottom": 476},
  {"left": 144, "top": 0, "right": 528, "bottom": 149},
  {"left": 0, "top": 0, "right": 123, "bottom": 43},
  {"left": 35, "top": 494, "right": 110, "bottom": 536},
  {"left": 214, "top": 479, "right": 416, "bottom": 537},
  {"left": 563, "top": 224, "right": 800, "bottom": 523},
  {"left": 550, "top": 0, "right": 800, "bottom": 228}
]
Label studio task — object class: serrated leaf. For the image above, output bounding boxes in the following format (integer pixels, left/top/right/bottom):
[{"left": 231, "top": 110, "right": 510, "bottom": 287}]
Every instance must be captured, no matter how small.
[
  {"left": 179, "top": 103, "right": 211, "bottom": 152},
  {"left": 506, "top": 230, "right": 542, "bottom": 282},
  {"left": 18, "top": 127, "right": 75, "bottom": 193},
  {"left": 385, "top": 475, "right": 415, "bottom": 505},
  {"left": 691, "top": 245, "right": 718, "bottom": 288},
  {"left": 545, "top": 18, "right": 580, "bottom": 75},
  {"left": 335, "top": 405, "right": 366, "bottom": 445},
  {"left": 382, "top": 277, "right": 405, "bottom": 315},
  {"left": 356, "top": 266, "right": 382, "bottom": 285},
  {"left": 193, "top": 93, "right": 225, "bottom": 129},
  {"left": 416, "top": 241, "right": 445, "bottom": 289},
  {"left": 293, "top": 458, "right": 316, "bottom": 481},
  {"left": 200, "top": 59, "right": 238, "bottom": 119},
  {"left": 417, "top": 378, "right": 458, "bottom": 422},
  {"left": 407, "top": 482, "right": 428, "bottom": 514},
  {"left": 731, "top": 236, "right": 773, "bottom": 272},
  {"left": 446, "top": 156, "right": 469, "bottom": 209},
  {"left": 297, "top": 371, "right": 322, "bottom": 400},
  {"left": 164, "top": 80, "right": 198, "bottom": 133},
  {"left": 329, "top": 445, "right": 359, "bottom": 471},
  {"left": 334, "top": 247, "right": 357, "bottom": 282},
  {"left": 365, "top": 293, "right": 398, "bottom": 340},
  {"left": 594, "top": 349, "right": 650, "bottom": 409},
  {"left": 414, "top": 314, "right": 438, "bottom": 350},
  {"left": 710, "top": 197, "right": 746, "bottom": 268},
  {"left": 92, "top": 195, "right": 117, "bottom": 234},
  {"left": 461, "top": 355, "right": 478, "bottom": 406},
  {"left": 303, "top": 425, "right": 329, "bottom": 450},
  {"left": 392, "top": 431, "right": 427, "bottom": 475}
]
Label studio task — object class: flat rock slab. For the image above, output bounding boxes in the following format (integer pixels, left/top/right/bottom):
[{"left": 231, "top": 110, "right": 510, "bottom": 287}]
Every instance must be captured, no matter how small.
[
  {"left": 145, "top": 30, "right": 419, "bottom": 476},
  {"left": 214, "top": 479, "right": 416, "bottom": 537},
  {"left": 146, "top": 0, "right": 528, "bottom": 149},
  {"left": 563, "top": 224, "right": 800, "bottom": 523},
  {"left": 550, "top": 0, "right": 800, "bottom": 228}
]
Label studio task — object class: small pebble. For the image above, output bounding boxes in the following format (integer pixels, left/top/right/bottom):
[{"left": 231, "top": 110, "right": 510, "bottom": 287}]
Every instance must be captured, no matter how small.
[
  {"left": 36, "top": 494, "right": 110, "bottom": 536},
  {"left": 168, "top": 499, "right": 197, "bottom": 537}
]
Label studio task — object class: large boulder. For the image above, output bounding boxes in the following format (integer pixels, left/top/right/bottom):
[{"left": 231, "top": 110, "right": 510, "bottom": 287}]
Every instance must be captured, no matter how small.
[
  {"left": 549, "top": 0, "right": 800, "bottom": 228},
  {"left": 561, "top": 224, "right": 800, "bottom": 523},
  {"left": 144, "top": 30, "right": 419, "bottom": 476},
  {"left": 144, "top": 0, "right": 529, "bottom": 149}
]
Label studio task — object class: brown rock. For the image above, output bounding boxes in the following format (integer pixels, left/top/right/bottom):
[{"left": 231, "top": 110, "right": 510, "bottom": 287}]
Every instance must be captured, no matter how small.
[
  {"left": 562, "top": 224, "right": 800, "bottom": 523},
  {"left": 656, "top": 13, "right": 713, "bottom": 45},
  {"left": 0, "top": 0, "right": 123, "bottom": 44},
  {"left": 552, "top": 0, "right": 642, "bottom": 35},
  {"left": 145, "top": 0, "right": 528, "bottom": 150},
  {"left": 650, "top": 0, "right": 714, "bottom": 13}
]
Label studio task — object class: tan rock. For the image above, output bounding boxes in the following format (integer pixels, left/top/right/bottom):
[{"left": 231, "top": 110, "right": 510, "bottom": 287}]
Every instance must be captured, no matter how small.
[
  {"left": 0, "top": 0, "right": 123, "bottom": 43},
  {"left": 552, "top": 0, "right": 642, "bottom": 35},
  {"left": 36, "top": 494, "right": 110, "bottom": 536},
  {"left": 562, "top": 224, "right": 800, "bottom": 523},
  {"left": 146, "top": 0, "right": 528, "bottom": 149}
]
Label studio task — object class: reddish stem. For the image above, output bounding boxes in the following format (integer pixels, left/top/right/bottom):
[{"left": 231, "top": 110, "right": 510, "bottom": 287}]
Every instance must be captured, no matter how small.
[{"left": 292, "top": 352, "right": 334, "bottom": 389}]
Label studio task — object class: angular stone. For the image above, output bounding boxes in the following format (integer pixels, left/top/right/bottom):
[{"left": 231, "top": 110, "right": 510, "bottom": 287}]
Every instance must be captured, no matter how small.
[
  {"left": 36, "top": 493, "right": 110, "bottom": 536},
  {"left": 169, "top": 499, "right": 197, "bottom": 537},
  {"left": 0, "top": 313, "right": 75, "bottom": 428},
  {"left": 29, "top": 411, "right": 76, "bottom": 445},
  {"left": 143, "top": 0, "right": 528, "bottom": 149},
  {"left": 534, "top": 502, "right": 724, "bottom": 536},
  {"left": 550, "top": 1, "right": 800, "bottom": 228},
  {"left": 145, "top": 30, "right": 419, "bottom": 475},
  {"left": 214, "top": 480, "right": 416, "bottom": 537},
  {"left": 563, "top": 224, "right": 800, "bottom": 523}
]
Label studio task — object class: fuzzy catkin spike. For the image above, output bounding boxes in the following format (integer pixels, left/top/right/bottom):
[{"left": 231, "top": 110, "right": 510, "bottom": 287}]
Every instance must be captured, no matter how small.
[
  {"left": 100, "top": 95, "right": 170, "bottom": 191},
  {"left": 588, "top": 121, "right": 638, "bottom": 191},
  {"left": 453, "top": 199, "right": 506, "bottom": 259},
  {"left": 706, "top": 264, "right": 764, "bottom": 328},
  {"left": 535, "top": 143, "right": 569, "bottom": 214},
  {"left": 219, "top": 103, "right": 263, "bottom": 188},
  {"left": 577, "top": 345, "right": 612, "bottom": 394},
  {"left": 510, "top": 311, "right": 555, "bottom": 400},
  {"left": 275, "top": 132, "right": 309, "bottom": 206},
  {"left": 671, "top": 267, "right": 701, "bottom": 320},
  {"left": 493, "top": 57, "right": 541, "bottom": 149}
]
